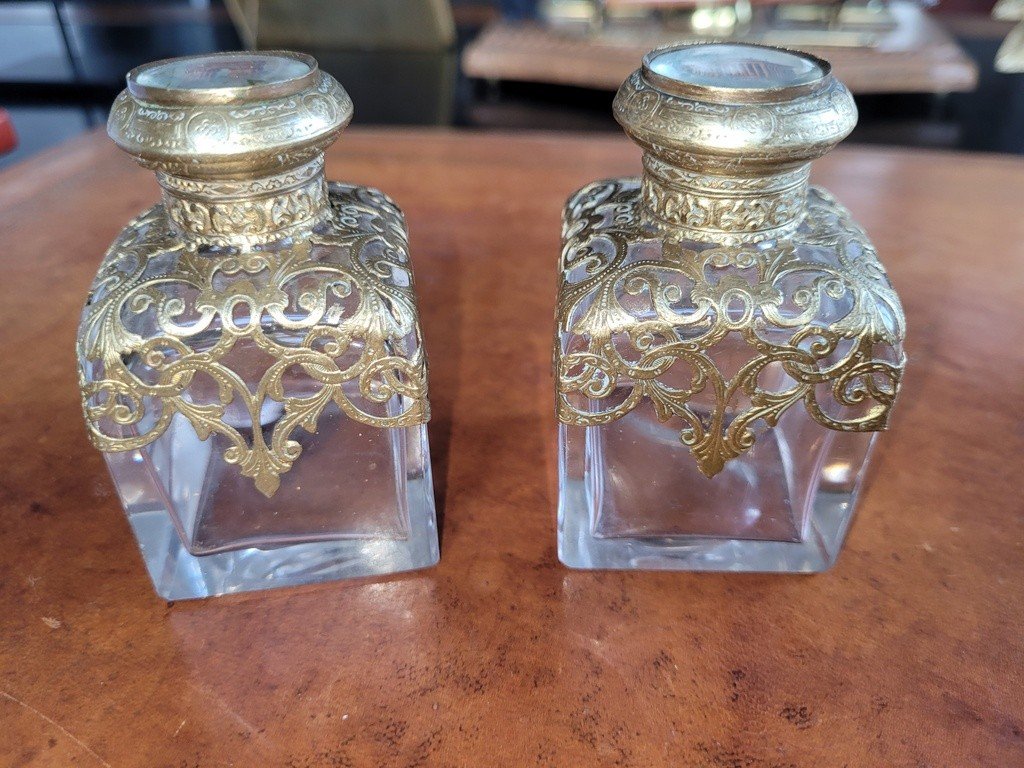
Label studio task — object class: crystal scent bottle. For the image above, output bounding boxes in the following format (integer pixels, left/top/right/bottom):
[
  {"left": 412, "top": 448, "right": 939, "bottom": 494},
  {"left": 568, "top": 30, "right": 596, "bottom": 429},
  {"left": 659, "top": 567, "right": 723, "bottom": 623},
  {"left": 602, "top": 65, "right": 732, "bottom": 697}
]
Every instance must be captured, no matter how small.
[
  {"left": 77, "top": 52, "right": 439, "bottom": 599},
  {"left": 555, "top": 43, "right": 906, "bottom": 572}
]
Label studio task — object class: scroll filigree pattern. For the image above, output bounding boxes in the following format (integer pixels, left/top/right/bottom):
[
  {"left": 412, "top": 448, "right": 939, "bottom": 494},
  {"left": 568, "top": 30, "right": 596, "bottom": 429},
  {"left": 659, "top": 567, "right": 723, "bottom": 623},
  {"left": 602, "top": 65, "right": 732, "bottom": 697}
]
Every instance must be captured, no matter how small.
[
  {"left": 555, "top": 178, "right": 905, "bottom": 478},
  {"left": 78, "top": 184, "right": 429, "bottom": 497}
]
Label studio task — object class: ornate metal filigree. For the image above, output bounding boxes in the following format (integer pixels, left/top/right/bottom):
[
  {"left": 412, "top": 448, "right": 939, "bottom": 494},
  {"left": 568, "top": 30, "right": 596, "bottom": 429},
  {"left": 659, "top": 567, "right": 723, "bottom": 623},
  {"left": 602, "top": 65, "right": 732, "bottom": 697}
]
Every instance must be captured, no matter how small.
[
  {"left": 78, "top": 184, "right": 429, "bottom": 497},
  {"left": 555, "top": 178, "right": 905, "bottom": 478}
]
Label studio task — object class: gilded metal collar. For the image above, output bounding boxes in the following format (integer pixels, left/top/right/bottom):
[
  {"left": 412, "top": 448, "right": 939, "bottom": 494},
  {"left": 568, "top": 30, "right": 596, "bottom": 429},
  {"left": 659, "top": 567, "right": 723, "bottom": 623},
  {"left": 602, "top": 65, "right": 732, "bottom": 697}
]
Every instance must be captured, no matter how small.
[
  {"left": 613, "top": 42, "right": 858, "bottom": 245},
  {"left": 640, "top": 156, "right": 811, "bottom": 246},
  {"left": 157, "top": 157, "right": 330, "bottom": 248},
  {"left": 107, "top": 51, "right": 353, "bottom": 247}
]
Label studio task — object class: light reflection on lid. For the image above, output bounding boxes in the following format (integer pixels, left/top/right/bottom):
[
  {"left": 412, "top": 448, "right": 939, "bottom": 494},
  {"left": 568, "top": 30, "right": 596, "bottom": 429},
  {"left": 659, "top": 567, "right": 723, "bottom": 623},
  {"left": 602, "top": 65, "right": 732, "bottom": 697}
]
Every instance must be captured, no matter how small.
[
  {"left": 135, "top": 53, "right": 311, "bottom": 91},
  {"left": 647, "top": 44, "right": 823, "bottom": 90}
]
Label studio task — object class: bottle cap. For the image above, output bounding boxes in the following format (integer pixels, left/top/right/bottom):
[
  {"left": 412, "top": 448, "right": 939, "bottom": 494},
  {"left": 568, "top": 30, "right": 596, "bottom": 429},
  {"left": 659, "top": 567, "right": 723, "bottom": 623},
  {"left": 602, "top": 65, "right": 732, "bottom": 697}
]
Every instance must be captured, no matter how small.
[
  {"left": 108, "top": 51, "right": 352, "bottom": 179},
  {"left": 614, "top": 42, "right": 857, "bottom": 174}
]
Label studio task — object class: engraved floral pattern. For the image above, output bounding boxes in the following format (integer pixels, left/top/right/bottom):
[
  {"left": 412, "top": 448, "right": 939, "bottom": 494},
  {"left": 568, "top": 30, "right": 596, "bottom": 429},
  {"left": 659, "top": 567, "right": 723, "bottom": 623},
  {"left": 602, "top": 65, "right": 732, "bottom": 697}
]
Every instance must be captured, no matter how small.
[
  {"left": 107, "top": 71, "right": 353, "bottom": 177},
  {"left": 612, "top": 70, "right": 856, "bottom": 164}
]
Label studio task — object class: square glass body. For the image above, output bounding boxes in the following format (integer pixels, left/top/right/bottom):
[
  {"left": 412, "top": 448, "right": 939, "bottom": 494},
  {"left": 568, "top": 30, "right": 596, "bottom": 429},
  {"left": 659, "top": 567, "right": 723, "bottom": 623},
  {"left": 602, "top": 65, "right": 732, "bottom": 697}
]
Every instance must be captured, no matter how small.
[
  {"left": 556, "top": 179, "right": 902, "bottom": 572},
  {"left": 79, "top": 185, "right": 438, "bottom": 599},
  {"left": 558, "top": 414, "right": 876, "bottom": 572}
]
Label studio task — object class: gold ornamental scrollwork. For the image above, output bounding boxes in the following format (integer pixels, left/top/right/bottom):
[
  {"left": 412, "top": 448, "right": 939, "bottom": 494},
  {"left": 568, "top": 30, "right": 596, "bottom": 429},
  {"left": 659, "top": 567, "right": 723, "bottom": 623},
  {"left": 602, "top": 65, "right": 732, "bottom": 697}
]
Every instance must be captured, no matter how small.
[
  {"left": 78, "top": 184, "right": 429, "bottom": 497},
  {"left": 554, "top": 178, "right": 906, "bottom": 478}
]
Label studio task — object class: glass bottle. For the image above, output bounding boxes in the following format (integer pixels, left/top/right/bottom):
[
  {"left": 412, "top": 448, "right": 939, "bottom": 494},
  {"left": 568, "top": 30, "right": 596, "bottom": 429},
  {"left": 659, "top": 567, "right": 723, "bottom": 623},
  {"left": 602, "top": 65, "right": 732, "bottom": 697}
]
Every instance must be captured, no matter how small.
[
  {"left": 555, "top": 43, "right": 906, "bottom": 572},
  {"left": 77, "top": 52, "right": 438, "bottom": 599}
]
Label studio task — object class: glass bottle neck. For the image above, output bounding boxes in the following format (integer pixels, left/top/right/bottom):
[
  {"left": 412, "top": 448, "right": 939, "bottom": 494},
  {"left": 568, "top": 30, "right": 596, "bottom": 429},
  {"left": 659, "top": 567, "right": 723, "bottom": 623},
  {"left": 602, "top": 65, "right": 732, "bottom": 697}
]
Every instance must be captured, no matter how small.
[
  {"left": 640, "top": 154, "right": 810, "bottom": 246},
  {"left": 156, "top": 155, "right": 329, "bottom": 249}
]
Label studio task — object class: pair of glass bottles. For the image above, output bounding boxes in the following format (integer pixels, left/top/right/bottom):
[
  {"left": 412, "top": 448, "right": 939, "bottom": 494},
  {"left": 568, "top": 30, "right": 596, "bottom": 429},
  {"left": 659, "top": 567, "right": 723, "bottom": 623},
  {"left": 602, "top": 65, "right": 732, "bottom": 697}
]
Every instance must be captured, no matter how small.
[{"left": 76, "top": 46, "right": 905, "bottom": 600}]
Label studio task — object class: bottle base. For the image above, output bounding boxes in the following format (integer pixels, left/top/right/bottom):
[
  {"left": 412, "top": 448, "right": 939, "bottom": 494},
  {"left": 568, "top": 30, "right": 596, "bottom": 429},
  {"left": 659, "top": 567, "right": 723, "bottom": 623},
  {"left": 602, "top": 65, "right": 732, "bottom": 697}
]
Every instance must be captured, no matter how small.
[
  {"left": 557, "top": 479, "right": 861, "bottom": 573},
  {"left": 128, "top": 506, "right": 439, "bottom": 601}
]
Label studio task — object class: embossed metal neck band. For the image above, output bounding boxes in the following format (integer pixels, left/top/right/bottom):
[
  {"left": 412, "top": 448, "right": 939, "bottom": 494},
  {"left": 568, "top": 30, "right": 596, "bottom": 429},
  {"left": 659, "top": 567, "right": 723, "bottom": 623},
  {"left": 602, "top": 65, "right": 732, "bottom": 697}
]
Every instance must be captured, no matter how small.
[
  {"left": 641, "top": 156, "right": 811, "bottom": 245},
  {"left": 157, "top": 156, "right": 329, "bottom": 248}
]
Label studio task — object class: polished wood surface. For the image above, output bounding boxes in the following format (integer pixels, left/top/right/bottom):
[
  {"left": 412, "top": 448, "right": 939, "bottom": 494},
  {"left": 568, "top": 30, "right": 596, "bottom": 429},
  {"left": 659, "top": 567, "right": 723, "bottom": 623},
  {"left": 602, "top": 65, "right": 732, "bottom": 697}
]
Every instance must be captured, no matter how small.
[
  {"left": 1, "top": 129, "right": 1022, "bottom": 767},
  {"left": 463, "top": 3, "right": 979, "bottom": 95}
]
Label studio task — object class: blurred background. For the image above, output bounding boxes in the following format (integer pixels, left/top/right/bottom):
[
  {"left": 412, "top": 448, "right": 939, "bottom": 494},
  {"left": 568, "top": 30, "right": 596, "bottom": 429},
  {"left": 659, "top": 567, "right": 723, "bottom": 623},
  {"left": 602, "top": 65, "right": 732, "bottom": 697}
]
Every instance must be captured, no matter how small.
[{"left": 0, "top": 0, "right": 1021, "bottom": 168}]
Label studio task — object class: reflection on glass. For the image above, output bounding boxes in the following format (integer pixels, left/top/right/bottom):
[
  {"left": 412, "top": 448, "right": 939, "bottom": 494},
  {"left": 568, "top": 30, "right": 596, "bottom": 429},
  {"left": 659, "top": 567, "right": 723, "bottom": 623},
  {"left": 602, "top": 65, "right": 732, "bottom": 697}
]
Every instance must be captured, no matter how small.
[
  {"left": 136, "top": 53, "right": 311, "bottom": 90},
  {"left": 647, "top": 43, "right": 823, "bottom": 89}
]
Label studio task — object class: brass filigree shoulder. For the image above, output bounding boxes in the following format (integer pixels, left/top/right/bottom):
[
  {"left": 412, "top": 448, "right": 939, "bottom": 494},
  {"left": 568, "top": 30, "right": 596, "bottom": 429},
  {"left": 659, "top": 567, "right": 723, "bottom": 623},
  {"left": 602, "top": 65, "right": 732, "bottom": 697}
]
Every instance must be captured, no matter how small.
[
  {"left": 554, "top": 178, "right": 906, "bottom": 478},
  {"left": 78, "top": 184, "right": 429, "bottom": 497}
]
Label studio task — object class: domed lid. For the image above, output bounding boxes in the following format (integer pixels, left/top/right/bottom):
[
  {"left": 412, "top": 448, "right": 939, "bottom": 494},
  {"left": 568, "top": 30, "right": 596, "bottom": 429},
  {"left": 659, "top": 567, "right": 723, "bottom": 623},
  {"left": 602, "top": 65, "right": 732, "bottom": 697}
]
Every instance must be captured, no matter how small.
[
  {"left": 613, "top": 42, "right": 857, "bottom": 173},
  {"left": 107, "top": 51, "right": 353, "bottom": 179}
]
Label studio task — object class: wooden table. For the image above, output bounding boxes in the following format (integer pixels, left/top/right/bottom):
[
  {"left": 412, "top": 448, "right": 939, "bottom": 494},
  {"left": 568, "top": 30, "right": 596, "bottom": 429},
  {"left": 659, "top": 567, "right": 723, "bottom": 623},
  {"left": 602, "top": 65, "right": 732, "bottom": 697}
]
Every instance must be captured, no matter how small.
[
  {"left": 463, "top": 3, "right": 979, "bottom": 95},
  {"left": 1, "top": 129, "right": 1022, "bottom": 767}
]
